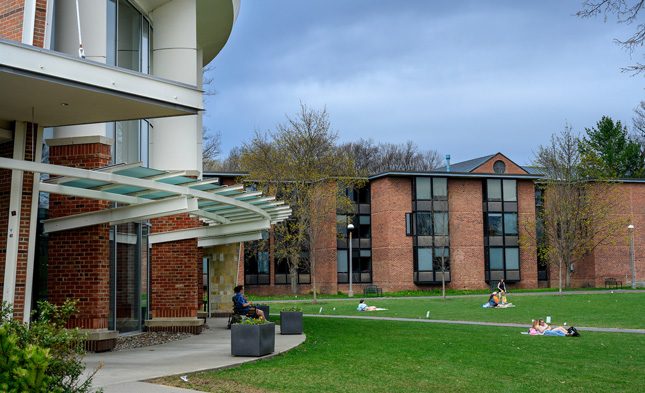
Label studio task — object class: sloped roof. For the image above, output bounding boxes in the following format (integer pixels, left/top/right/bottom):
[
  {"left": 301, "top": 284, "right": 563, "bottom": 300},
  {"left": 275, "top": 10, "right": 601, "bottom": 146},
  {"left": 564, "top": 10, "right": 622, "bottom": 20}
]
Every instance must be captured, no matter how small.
[{"left": 434, "top": 154, "right": 497, "bottom": 173}]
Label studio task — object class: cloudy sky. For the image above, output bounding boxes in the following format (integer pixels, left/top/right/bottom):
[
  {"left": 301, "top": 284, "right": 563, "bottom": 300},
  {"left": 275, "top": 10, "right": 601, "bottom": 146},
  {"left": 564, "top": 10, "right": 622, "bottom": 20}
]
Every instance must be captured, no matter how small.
[{"left": 203, "top": 0, "right": 645, "bottom": 167}]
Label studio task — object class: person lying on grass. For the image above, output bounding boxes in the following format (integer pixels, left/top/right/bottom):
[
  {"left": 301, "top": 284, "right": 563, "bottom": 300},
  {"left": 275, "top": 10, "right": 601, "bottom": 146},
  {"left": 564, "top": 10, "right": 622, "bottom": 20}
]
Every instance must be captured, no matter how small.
[
  {"left": 536, "top": 318, "right": 569, "bottom": 336},
  {"left": 357, "top": 299, "right": 377, "bottom": 311}
]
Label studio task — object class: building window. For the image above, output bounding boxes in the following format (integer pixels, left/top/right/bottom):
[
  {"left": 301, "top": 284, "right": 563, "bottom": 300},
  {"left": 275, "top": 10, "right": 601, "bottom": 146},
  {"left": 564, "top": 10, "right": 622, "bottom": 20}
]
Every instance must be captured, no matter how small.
[
  {"left": 415, "top": 177, "right": 448, "bottom": 201},
  {"left": 337, "top": 249, "right": 372, "bottom": 284},
  {"left": 484, "top": 178, "right": 520, "bottom": 282},
  {"left": 337, "top": 185, "right": 372, "bottom": 284},
  {"left": 244, "top": 232, "right": 270, "bottom": 285},
  {"left": 274, "top": 251, "right": 311, "bottom": 285},
  {"left": 411, "top": 177, "right": 450, "bottom": 284},
  {"left": 486, "top": 179, "right": 517, "bottom": 202},
  {"left": 107, "top": 0, "right": 152, "bottom": 166},
  {"left": 413, "top": 247, "right": 450, "bottom": 283},
  {"left": 493, "top": 160, "right": 506, "bottom": 174}
]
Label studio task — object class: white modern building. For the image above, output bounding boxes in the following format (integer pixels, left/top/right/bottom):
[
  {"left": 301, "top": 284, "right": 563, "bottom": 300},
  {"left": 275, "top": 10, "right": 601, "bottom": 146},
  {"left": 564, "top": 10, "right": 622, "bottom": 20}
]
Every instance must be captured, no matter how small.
[{"left": 0, "top": 0, "right": 289, "bottom": 351}]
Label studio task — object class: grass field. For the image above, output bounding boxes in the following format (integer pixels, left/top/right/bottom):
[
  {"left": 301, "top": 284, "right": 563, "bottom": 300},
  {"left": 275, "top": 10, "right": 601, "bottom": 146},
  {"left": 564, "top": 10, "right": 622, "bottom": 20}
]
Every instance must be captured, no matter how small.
[
  {"left": 268, "top": 292, "right": 645, "bottom": 329},
  {"left": 154, "top": 293, "right": 645, "bottom": 393}
]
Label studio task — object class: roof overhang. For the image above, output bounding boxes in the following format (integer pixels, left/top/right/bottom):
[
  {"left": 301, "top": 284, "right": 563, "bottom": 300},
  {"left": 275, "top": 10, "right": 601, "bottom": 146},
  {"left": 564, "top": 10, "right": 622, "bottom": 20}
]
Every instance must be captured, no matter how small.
[
  {"left": 0, "top": 38, "right": 203, "bottom": 127},
  {"left": 0, "top": 157, "right": 291, "bottom": 246},
  {"left": 197, "top": 0, "right": 240, "bottom": 65}
]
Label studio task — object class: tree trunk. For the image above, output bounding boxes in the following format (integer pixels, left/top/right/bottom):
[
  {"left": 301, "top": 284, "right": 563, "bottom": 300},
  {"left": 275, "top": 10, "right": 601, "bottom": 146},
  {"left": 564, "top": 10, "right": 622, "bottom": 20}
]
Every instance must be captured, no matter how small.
[
  {"left": 441, "top": 257, "right": 446, "bottom": 301},
  {"left": 311, "top": 251, "right": 318, "bottom": 304},
  {"left": 289, "top": 256, "right": 298, "bottom": 295},
  {"left": 558, "top": 261, "right": 563, "bottom": 295}
]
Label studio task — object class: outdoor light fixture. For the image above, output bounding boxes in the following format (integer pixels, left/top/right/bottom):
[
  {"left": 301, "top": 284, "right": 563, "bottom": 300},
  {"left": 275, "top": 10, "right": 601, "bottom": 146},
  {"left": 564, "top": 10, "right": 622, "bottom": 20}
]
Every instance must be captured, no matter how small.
[
  {"left": 347, "top": 223, "right": 355, "bottom": 297},
  {"left": 629, "top": 224, "right": 635, "bottom": 289}
]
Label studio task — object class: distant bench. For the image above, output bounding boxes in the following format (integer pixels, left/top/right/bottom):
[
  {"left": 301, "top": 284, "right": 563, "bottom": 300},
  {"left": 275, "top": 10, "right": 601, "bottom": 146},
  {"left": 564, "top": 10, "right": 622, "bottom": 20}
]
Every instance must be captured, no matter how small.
[
  {"left": 363, "top": 284, "right": 382, "bottom": 297},
  {"left": 605, "top": 278, "right": 622, "bottom": 289}
]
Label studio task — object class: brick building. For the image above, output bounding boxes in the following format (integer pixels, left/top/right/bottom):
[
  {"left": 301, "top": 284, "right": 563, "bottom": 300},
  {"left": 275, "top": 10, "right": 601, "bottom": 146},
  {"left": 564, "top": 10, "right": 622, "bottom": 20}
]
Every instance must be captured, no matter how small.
[
  {"left": 0, "top": 0, "right": 290, "bottom": 352},
  {"left": 214, "top": 152, "right": 644, "bottom": 296}
]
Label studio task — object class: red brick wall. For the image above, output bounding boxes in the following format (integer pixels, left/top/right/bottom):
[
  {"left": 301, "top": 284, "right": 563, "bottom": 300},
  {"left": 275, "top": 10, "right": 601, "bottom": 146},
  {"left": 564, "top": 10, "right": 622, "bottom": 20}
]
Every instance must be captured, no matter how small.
[
  {"left": 150, "top": 214, "right": 202, "bottom": 318},
  {"left": 0, "top": 123, "right": 38, "bottom": 320},
  {"left": 48, "top": 142, "right": 111, "bottom": 329},
  {"left": 562, "top": 182, "right": 642, "bottom": 288},
  {"left": 33, "top": 0, "right": 47, "bottom": 48},
  {"left": 0, "top": 0, "right": 48, "bottom": 48},
  {"left": 370, "top": 176, "right": 413, "bottom": 293},
  {"left": 472, "top": 153, "right": 528, "bottom": 175},
  {"left": 0, "top": 0, "right": 25, "bottom": 42},
  {"left": 449, "top": 178, "right": 486, "bottom": 290}
]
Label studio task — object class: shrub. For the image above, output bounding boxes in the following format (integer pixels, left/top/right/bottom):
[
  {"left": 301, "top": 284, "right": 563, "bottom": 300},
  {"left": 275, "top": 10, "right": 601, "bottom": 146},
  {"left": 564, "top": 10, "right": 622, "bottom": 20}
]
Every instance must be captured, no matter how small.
[
  {"left": 281, "top": 306, "right": 302, "bottom": 312},
  {"left": 0, "top": 300, "right": 102, "bottom": 393}
]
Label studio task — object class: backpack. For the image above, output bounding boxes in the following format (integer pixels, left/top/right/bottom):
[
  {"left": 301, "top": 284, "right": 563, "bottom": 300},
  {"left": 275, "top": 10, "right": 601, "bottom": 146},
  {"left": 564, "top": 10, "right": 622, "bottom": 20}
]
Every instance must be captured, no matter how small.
[{"left": 567, "top": 326, "right": 580, "bottom": 337}]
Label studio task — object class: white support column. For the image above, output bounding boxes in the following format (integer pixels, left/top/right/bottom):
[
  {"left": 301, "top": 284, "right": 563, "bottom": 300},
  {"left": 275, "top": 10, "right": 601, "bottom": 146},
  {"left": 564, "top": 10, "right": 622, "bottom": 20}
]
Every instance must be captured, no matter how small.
[
  {"left": 2, "top": 122, "right": 27, "bottom": 306},
  {"left": 22, "top": 0, "right": 37, "bottom": 45},
  {"left": 150, "top": 0, "right": 201, "bottom": 176},
  {"left": 23, "top": 125, "right": 44, "bottom": 323}
]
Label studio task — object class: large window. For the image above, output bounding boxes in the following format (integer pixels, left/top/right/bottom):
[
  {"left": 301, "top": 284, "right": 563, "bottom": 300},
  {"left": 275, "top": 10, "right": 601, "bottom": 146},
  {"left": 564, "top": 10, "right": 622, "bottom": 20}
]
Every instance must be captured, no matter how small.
[
  {"left": 274, "top": 251, "right": 311, "bottom": 285},
  {"left": 484, "top": 178, "right": 520, "bottom": 282},
  {"left": 337, "top": 184, "right": 372, "bottom": 284},
  {"left": 486, "top": 179, "right": 517, "bottom": 202},
  {"left": 337, "top": 248, "right": 372, "bottom": 284},
  {"left": 413, "top": 247, "right": 450, "bottom": 283},
  {"left": 415, "top": 177, "right": 448, "bottom": 200},
  {"left": 411, "top": 177, "right": 450, "bottom": 284},
  {"left": 107, "top": 0, "right": 152, "bottom": 166},
  {"left": 244, "top": 232, "right": 270, "bottom": 285}
]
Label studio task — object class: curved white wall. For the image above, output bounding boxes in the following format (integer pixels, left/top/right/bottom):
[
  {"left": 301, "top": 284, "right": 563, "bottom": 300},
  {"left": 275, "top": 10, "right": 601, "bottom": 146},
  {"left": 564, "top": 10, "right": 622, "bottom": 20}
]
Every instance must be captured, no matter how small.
[{"left": 148, "top": 0, "right": 201, "bottom": 175}]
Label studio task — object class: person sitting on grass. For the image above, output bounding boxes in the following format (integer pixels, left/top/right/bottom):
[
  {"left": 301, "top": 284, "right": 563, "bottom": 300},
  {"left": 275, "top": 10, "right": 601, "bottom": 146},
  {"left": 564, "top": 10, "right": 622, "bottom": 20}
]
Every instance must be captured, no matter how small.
[
  {"left": 537, "top": 318, "right": 568, "bottom": 336},
  {"left": 357, "top": 299, "right": 377, "bottom": 311},
  {"left": 486, "top": 292, "right": 514, "bottom": 308},
  {"left": 233, "top": 285, "right": 267, "bottom": 321}
]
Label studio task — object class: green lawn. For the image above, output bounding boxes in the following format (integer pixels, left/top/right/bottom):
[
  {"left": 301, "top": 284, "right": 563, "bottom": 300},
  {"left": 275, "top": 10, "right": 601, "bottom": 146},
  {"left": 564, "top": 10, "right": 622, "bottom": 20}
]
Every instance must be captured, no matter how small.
[
  {"left": 268, "top": 292, "right": 645, "bottom": 329},
  {"left": 153, "top": 293, "right": 645, "bottom": 393}
]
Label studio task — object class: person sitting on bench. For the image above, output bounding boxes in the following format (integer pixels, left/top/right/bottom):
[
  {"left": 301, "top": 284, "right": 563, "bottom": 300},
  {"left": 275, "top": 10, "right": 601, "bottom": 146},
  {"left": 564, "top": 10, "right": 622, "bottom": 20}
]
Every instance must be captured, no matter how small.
[{"left": 233, "top": 285, "right": 267, "bottom": 321}]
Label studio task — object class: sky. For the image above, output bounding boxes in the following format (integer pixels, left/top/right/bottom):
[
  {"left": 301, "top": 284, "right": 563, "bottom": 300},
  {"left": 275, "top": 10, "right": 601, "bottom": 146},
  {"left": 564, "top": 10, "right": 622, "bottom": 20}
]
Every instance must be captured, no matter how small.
[{"left": 203, "top": 0, "right": 645, "bottom": 167}]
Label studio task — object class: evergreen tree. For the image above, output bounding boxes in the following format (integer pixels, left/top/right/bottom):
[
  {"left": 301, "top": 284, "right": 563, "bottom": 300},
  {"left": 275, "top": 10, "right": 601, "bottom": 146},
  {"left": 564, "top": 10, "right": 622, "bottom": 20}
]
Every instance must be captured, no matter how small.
[{"left": 579, "top": 116, "right": 645, "bottom": 178}]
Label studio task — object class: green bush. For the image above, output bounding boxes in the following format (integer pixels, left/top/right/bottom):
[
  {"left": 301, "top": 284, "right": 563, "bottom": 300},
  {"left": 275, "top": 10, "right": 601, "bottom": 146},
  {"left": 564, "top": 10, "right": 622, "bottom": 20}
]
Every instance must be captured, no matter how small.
[{"left": 0, "top": 300, "right": 102, "bottom": 393}]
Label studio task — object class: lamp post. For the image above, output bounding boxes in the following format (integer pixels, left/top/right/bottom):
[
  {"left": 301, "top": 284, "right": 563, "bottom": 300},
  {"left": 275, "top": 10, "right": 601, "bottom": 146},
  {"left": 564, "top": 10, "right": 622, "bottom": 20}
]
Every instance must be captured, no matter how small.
[
  {"left": 629, "top": 224, "right": 636, "bottom": 289},
  {"left": 347, "top": 223, "right": 355, "bottom": 297}
]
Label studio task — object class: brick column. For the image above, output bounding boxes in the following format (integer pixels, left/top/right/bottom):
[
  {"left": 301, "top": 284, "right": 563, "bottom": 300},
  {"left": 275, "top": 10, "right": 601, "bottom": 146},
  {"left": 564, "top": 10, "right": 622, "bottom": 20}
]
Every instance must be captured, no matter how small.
[
  {"left": 370, "top": 177, "right": 414, "bottom": 293},
  {"left": 47, "top": 137, "right": 116, "bottom": 351},
  {"left": 147, "top": 214, "right": 204, "bottom": 334}
]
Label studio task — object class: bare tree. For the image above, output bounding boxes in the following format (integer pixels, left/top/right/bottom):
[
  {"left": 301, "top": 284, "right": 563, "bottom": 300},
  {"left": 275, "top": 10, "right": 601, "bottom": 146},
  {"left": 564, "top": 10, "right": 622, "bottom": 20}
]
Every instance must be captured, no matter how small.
[
  {"left": 341, "top": 139, "right": 445, "bottom": 174},
  {"left": 577, "top": 1, "right": 645, "bottom": 75},
  {"left": 202, "top": 128, "right": 222, "bottom": 172},
  {"left": 522, "top": 124, "right": 627, "bottom": 293},
  {"left": 240, "top": 103, "right": 366, "bottom": 301},
  {"left": 632, "top": 100, "right": 645, "bottom": 144}
]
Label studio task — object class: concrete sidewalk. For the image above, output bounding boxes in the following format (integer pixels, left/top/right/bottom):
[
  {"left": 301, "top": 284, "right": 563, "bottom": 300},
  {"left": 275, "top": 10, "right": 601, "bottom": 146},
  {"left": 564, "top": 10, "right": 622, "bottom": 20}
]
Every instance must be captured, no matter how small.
[{"left": 83, "top": 318, "right": 306, "bottom": 393}]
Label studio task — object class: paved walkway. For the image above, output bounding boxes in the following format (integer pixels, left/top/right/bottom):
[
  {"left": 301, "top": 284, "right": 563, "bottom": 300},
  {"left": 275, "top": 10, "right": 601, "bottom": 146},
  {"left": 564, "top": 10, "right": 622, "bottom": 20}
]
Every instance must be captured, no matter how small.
[{"left": 83, "top": 318, "right": 306, "bottom": 393}]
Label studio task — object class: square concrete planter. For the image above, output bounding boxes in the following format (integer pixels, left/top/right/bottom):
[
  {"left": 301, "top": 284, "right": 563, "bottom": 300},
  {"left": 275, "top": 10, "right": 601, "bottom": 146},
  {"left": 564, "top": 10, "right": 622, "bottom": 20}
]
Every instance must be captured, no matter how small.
[
  {"left": 256, "top": 305, "right": 270, "bottom": 320},
  {"left": 280, "top": 311, "right": 303, "bottom": 335},
  {"left": 231, "top": 322, "right": 275, "bottom": 357}
]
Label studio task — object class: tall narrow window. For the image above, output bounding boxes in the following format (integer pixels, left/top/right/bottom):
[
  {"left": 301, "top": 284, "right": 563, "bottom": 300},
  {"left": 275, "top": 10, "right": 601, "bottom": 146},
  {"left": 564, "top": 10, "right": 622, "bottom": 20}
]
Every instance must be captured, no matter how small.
[{"left": 412, "top": 177, "right": 450, "bottom": 284}]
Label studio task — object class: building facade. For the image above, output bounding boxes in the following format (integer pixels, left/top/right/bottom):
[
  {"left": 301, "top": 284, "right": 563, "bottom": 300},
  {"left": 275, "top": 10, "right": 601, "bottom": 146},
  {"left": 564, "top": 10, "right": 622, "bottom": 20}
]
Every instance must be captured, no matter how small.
[
  {"left": 219, "top": 153, "right": 644, "bottom": 296},
  {"left": 1, "top": 0, "right": 290, "bottom": 352}
]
